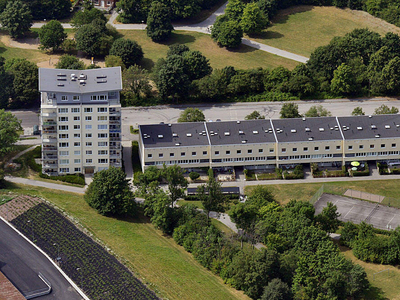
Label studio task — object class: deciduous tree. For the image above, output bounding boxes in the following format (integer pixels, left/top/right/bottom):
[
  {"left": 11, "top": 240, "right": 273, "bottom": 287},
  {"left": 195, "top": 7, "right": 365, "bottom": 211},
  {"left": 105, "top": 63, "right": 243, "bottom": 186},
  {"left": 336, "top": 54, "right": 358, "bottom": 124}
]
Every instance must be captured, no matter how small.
[
  {"left": 211, "top": 16, "right": 243, "bottom": 48},
  {"left": 280, "top": 103, "right": 301, "bottom": 118},
  {"left": 352, "top": 106, "right": 365, "bottom": 116},
  {"left": 55, "top": 55, "right": 85, "bottom": 70},
  {"left": 109, "top": 38, "right": 144, "bottom": 67},
  {"left": 245, "top": 110, "right": 265, "bottom": 120},
  {"left": 146, "top": 1, "right": 173, "bottom": 42},
  {"left": 39, "top": 20, "right": 67, "bottom": 52},
  {"left": 0, "top": 0, "right": 32, "bottom": 39},
  {"left": 374, "top": 104, "right": 399, "bottom": 114},
  {"left": 240, "top": 3, "right": 268, "bottom": 35},
  {"left": 178, "top": 108, "right": 205, "bottom": 122},
  {"left": 304, "top": 105, "right": 331, "bottom": 117},
  {"left": 162, "top": 164, "right": 188, "bottom": 207},
  {"left": 0, "top": 109, "right": 22, "bottom": 154}
]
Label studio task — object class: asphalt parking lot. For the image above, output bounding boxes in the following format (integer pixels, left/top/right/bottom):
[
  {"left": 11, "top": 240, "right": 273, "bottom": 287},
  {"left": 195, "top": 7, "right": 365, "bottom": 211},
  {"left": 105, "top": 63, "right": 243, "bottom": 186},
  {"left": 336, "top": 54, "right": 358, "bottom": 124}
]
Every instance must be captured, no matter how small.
[{"left": 314, "top": 193, "right": 400, "bottom": 230}]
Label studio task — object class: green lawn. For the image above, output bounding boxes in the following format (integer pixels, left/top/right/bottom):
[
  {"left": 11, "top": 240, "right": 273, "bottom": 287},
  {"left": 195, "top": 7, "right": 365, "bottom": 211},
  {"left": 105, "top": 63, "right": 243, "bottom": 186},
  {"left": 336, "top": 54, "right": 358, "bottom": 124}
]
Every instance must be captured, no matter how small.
[
  {"left": 1, "top": 183, "right": 249, "bottom": 300},
  {"left": 249, "top": 5, "right": 400, "bottom": 57},
  {"left": 120, "top": 30, "right": 300, "bottom": 71}
]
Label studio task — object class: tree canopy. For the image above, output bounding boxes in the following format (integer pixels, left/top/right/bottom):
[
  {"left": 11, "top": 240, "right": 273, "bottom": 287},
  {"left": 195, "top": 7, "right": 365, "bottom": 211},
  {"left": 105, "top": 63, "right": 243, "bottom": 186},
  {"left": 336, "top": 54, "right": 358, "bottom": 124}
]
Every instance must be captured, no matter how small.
[
  {"left": 211, "top": 16, "right": 243, "bottom": 48},
  {"left": 374, "top": 104, "right": 399, "bottom": 115},
  {"left": 55, "top": 55, "right": 85, "bottom": 70},
  {"left": 109, "top": 38, "right": 144, "bottom": 67},
  {"left": 146, "top": 1, "right": 174, "bottom": 42},
  {"left": 0, "top": 109, "right": 22, "bottom": 154},
  {"left": 304, "top": 105, "right": 332, "bottom": 117},
  {"left": 280, "top": 103, "right": 301, "bottom": 118},
  {"left": 39, "top": 20, "right": 67, "bottom": 52},
  {"left": 0, "top": 0, "right": 32, "bottom": 38},
  {"left": 245, "top": 110, "right": 265, "bottom": 120},
  {"left": 177, "top": 108, "right": 205, "bottom": 122}
]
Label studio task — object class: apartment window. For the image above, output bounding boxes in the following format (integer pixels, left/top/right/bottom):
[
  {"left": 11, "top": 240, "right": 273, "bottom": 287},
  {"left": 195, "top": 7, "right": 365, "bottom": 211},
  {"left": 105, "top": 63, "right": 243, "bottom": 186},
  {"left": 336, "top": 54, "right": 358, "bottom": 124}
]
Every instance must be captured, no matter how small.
[
  {"left": 74, "top": 142, "right": 81, "bottom": 147},
  {"left": 60, "top": 168, "right": 69, "bottom": 173},
  {"left": 269, "top": 148, "right": 274, "bottom": 153},
  {"left": 181, "top": 152, "right": 186, "bottom": 157},
  {"left": 381, "top": 144, "right": 386, "bottom": 148},
  {"left": 293, "top": 148, "right": 297, "bottom": 152},
  {"left": 59, "top": 134, "right": 68, "bottom": 139},
  {"left": 74, "top": 125, "right": 80, "bottom": 130},
  {"left": 192, "top": 152, "right": 197, "bottom": 156},
  {"left": 71, "top": 108, "right": 80, "bottom": 113},
  {"left": 59, "top": 151, "right": 69, "bottom": 156},
  {"left": 336, "top": 146, "right": 341, "bottom": 150},
  {"left": 86, "top": 150, "right": 92, "bottom": 155},
  {"left": 248, "top": 149, "right": 253, "bottom": 154},
  {"left": 74, "top": 150, "right": 80, "bottom": 155},
  {"left": 99, "top": 95, "right": 107, "bottom": 100},
  {"left": 74, "top": 133, "right": 80, "bottom": 138},
  {"left": 58, "top": 117, "right": 68, "bottom": 122},
  {"left": 74, "top": 116, "right": 80, "bottom": 121},
  {"left": 59, "top": 125, "right": 68, "bottom": 131},
  {"left": 74, "top": 159, "right": 81, "bottom": 164},
  {"left": 58, "top": 108, "right": 68, "bottom": 113},
  {"left": 60, "top": 159, "right": 69, "bottom": 165},
  {"left": 84, "top": 108, "right": 93, "bottom": 113},
  {"left": 98, "top": 124, "right": 108, "bottom": 130},
  {"left": 314, "top": 146, "right": 319, "bottom": 151},
  {"left": 359, "top": 145, "right": 364, "bottom": 149},
  {"left": 98, "top": 142, "right": 108, "bottom": 146},
  {"left": 85, "top": 133, "right": 92, "bottom": 138},
  {"left": 59, "top": 142, "right": 69, "bottom": 147},
  {"left": 90, "top": 95, "right": 97, "bottom": 101},
  {"left": 61, "top": 95, "right": 68, "bottom": 101},
  {"left": 237, "top": 150, "right": 242, "bottom": 154},
  {"left": 98, "top": 116, "right": 107, "bottom": 121},
  {"left": 98, "top": 107, "right": 107, "bottom": 113},
  {"left": 226, "top": 150, "right": 231, "bottom": 155},
  {"left": 203, "top": 151, "right": 207, "bottom": 155},
  {"left": 98, "top": 159, "right": 108, "bottom": 164},
  {"left": 259, "top": 149, "right": 263, "bottom": 153},
  {"left": 303, "top": 147, "right": 308, "bottom": 152},
  {"left": 98, "top": 150, "right": 108, "bottom": 155},
  {"left": 159, "top": 153, "right": 163, "bottom": 158},
  {"left": 325, "top": 146, "right": 330, "bottom": 150},
  {"left": 86, "top": 142, "right": 92, "bottom": 146},
  {"left": 148, "top": 154, "right": 152, "bottom": 158},
  {"left": 348, "top": 145, "right": 353, "bottom": 150},
  {"left": 73, "top": 96, "right": 80, "bottom": 101},
  {"left": 392, "top": 143, "right": 397, "bottom": 148},
  {"left": 170, "top": 153, "right": 174, "bottom": 157},
  {"left": 85, "top": 116, "right": 92, "bottom": 121},
  {"left": 282, "top": 148, "right": 286, "bottom": 153},
  {"left": 215, "top": 151, "right": 220, "bottom": 155},
  {"left": 370, "top": 144, "right": 375, "bottom": 149},
  {"left": 98, "top": 133, "right": 108, "bottom": 138},
  {"left": 86, "top": 159, "right": 92, "bottom": 163},
  {"left": 74, "top": 167, "right": 81, "bottom": 172},
  {"left": 85, "top": 125, "right": 92, "bottom": 130}
]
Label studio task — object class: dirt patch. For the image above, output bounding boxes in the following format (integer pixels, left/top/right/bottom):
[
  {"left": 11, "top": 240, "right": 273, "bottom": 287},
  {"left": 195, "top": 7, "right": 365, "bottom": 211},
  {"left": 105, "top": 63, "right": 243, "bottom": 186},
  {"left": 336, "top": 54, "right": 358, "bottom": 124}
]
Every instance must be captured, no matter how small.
[
  {"left": 0, "top": 34, "right": 40, "bottom": 50},
  {"left": 0, "top": 195, "right": 42, "bottom": 222}
]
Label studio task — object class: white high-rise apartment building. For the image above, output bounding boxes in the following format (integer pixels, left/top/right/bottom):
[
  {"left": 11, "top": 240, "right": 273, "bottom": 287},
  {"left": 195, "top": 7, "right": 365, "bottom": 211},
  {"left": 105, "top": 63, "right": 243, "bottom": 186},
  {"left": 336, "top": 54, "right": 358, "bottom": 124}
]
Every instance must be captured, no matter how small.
[{"left": 39, "top": 67, "right": 122, "bottom": 176}]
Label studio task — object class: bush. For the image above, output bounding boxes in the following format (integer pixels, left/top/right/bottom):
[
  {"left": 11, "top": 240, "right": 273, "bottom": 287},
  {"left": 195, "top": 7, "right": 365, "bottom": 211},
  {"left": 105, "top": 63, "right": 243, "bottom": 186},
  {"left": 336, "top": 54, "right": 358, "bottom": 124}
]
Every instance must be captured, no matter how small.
[
  {"left": 109, "top": 38, "right": 143, "bottom": 68},
  {"left": 189, "top": 172, "right": 200, "bottom": 181},
  {"left": 39, "top": 172, "right": 85, "bottom": 185}
]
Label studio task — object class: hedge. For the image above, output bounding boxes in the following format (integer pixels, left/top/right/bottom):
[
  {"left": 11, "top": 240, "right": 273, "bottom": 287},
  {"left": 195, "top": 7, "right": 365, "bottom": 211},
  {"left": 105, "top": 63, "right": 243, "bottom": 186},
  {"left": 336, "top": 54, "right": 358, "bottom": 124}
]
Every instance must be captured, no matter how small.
[{"left": 39, "top": 173, "right": 85, "bottom": 185}]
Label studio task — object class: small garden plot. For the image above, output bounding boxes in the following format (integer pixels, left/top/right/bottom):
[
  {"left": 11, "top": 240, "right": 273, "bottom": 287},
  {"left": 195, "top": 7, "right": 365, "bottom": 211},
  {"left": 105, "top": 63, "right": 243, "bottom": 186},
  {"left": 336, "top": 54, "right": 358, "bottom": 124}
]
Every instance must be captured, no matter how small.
[{"left": 11, "top": 203, "right": 159, "bottom": 300}]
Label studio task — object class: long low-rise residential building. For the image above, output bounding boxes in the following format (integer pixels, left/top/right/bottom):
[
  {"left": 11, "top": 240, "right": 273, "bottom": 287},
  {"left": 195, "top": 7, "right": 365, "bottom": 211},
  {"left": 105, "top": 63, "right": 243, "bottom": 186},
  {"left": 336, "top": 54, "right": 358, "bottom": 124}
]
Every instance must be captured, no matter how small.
[{"left": 138, "top": 114, "right": 400, "bottom": 171}]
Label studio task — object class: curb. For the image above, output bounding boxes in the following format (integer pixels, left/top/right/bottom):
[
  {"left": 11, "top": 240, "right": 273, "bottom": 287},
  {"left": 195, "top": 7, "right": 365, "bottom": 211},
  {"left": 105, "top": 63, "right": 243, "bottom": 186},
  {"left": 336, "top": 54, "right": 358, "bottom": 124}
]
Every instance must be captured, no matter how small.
[{"left": 0, "top": 216, "right": 90, "bottom": 300}]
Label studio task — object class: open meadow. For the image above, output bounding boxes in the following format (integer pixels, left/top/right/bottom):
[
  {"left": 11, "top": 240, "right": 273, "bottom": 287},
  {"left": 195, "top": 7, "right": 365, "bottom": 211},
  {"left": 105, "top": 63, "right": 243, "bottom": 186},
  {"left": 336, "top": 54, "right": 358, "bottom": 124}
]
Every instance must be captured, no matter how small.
[{"left": 250, "top": 5, "right": 400, "bottom": 57}]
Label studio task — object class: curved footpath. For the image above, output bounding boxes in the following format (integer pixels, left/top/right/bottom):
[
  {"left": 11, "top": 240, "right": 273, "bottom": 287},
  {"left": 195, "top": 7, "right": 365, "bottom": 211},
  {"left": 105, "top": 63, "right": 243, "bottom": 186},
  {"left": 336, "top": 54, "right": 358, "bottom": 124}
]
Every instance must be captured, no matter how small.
[{"left": 30, "top": 2, "right": 309, "bottom": 63}]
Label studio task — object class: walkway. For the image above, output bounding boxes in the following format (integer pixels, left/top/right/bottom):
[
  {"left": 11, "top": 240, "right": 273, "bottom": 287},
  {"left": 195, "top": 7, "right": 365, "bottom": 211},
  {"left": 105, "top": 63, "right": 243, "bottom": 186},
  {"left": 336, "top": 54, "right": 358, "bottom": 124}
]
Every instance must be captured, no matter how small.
[
  {"left": 4, "top": 176, "right": 85, "bottom": 194},
  {"left": 29, "top": 2, "right": 308, "bottom": 63}
]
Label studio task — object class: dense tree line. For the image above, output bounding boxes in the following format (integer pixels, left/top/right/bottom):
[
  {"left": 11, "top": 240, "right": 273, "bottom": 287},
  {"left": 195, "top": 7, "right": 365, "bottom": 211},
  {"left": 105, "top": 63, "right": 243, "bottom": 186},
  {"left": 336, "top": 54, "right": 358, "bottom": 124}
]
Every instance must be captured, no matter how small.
[{"left": 135, "top": 166, "right": 371, "bottom": 300}]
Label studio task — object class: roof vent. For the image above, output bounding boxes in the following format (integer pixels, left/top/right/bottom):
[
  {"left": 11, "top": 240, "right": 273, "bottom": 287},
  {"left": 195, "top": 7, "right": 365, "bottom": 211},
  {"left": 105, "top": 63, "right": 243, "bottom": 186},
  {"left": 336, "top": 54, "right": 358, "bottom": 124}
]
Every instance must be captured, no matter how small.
[
  {"left": 357, "top": 126, "right": 363, "bottom": 130},
  {"left": 57, "top": 73, "right": 66, "bottom": 77},
  {"left": 375, "top": 134, "right": 380, "bottom": 138},
  {"left": 371, "top": 125, "right": 377, "bottom": 129},
  {"left": 175, "top": 143, "right": 181, "bottom": 146},
  {"left": 291, "top": 129, "right": 297, "bottom": 133},
  {"left": 308, "top": 137, "right": 314, "bottom": 141},
  {"left": 335, "top": 127, "right": 339, "bottom": 131},
  {"left": 369, "top": 115, "right": 372, "bottom": 118},
  {"left": 57, "top": 83, "right": 64, "bottom": 87},
  {"left": 96, "top": 75, "right": 107, "bottom": 79},
  {"left": 237, "top": 121, "right": 241, "bottom": 124},
  {"left": 79, "top": 74, "right": 87, "bottom": 80},
  {"left": 239, "top": 130, "right": 244, "bottom": 135},
  {"left": 241, "top": 140, "right": 247, "bottom": 144},
  {"left": 319, "top": 128, "right": 325, "bottom": 132},
  {"left": 302, "top": 117, "right": 306, "bottom": 121},
  {"left": 97, "top": 79, "right": 107, "bottom": 83},
  {"left": 186, "top": 133, "right": 192, "bottom": 137},
  {"left": 305, "top": 128, "right": 311, "bottom": 132},
  {"left": 224, "top": 132, "right": 230, "bottom": 136},
  {"left": 79, "top": 80, "right": 86, "bottom": 85},
  {"left": 330, "top": 127, "right": 334, "bottom": 130},
  {"left": 397, "top": 124, "right": 400, "bottom": 128},
  {"left": 57, "top": 77, "right": 66, "bottom": 81},
  {"left": 253, "top": 130, "right": 258, "bottom": 134},
  {"left": 158, "top": 134, "right": 163, "bottom": 139},
  {"left": 70, "top": 73, "right": 77, "bottom": 81},
  {"left": 385, "top": 125, "right": 391, "bottom": 129},
  {"left": 172, "top": 133, "right": 178, "bottom": 137}
]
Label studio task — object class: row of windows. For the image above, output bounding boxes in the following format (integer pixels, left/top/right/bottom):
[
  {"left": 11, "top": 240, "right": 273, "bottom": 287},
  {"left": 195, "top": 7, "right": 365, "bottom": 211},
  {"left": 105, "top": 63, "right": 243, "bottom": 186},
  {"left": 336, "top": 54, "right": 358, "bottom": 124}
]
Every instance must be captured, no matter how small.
[
  {"left": 148, "top": 149, "right": 276, "bottom": 159},
  {"left": 58, "top": 167, "right": 82, "bottom": 173},
  {"left": 212, "top": 157, "right": 272, "bottom": 163},
  {"left": 348, "top": 144, "right": 396, "bottom": 150},
  {"left": 282, "top": 146, "right": 340, "bottom": 153},
  {"left": 59, "top": 140, "right": 108, "bottom": 148},
  {"left": 60, "top": 95, "right": 108, "bottom": 102},
  {"left": 58, "top": 115, "right": 109, "bottom": 122},
  {"left": 59, "top": 148, "right": 109, "bottom": 156}
]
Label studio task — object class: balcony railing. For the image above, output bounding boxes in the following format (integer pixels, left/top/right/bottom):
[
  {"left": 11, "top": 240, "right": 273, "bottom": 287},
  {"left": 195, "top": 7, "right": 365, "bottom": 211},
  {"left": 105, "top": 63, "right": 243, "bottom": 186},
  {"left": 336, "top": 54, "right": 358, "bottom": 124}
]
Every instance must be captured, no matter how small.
[
  {"left": 42, "top": 146, "right": 57, "bottom": 151},
  {"left": 43, "top": 137, "right": 57, "bottom": 143},
  {"left": 42, "top": 121, "right": 57, "bottom": 126}
]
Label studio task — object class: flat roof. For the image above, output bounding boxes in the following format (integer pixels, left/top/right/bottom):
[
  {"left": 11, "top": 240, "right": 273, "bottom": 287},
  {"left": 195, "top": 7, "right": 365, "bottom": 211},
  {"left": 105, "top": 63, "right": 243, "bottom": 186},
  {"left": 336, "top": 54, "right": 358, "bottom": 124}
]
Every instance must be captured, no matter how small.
[
  {"left": 140, "top": 123, "right": 209, "bottom": 148},
  {"left": 206, "top": 120, "right": 276, "bottom": 145},
  {"left": 271, "top": 117, "right": 343, "bottom": 142},
  {"left": 39, "top": 67, "right": 122, "bottom": 93},
  {"left": 338, "top": 114, "right": 400, "bottom": 140}
]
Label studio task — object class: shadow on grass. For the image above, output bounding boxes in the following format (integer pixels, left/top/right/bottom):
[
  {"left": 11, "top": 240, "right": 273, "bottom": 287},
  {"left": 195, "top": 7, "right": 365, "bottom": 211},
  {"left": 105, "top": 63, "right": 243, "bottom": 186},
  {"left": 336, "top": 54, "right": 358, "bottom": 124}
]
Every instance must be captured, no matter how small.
[
  {"left": 271, "top": 5, "right": 314, "bottom": 25},
  {"left": 162, "top": 32, "right": 197, "bottom": 46},
  {"left": 140, "top": 57, "right": 155, "bottom": 71},
  {"left": 250, "top": 30, "right": 284, "bottom": 41}
]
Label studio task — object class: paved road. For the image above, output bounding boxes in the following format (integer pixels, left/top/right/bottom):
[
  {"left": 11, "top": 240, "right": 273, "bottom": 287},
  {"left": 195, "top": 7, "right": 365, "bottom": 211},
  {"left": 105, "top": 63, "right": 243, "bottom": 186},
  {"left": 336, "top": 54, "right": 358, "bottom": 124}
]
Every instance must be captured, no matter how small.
[
  {"left": 0, "top": 218, "right": 83, "bottom": 300},
  {"left": 5, "top": 176, "right": 85, "bottom": 194}
]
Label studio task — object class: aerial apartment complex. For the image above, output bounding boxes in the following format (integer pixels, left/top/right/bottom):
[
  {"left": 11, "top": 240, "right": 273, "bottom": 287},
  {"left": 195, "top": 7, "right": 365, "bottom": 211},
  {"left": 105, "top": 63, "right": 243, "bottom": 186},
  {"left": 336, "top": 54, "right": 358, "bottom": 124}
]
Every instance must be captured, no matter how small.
[
  {"left": 39, "top": 67, "right": 122, "bottom": 176},
  {"left": 138, "top": 115, "right": 400, "bottom": 171}
]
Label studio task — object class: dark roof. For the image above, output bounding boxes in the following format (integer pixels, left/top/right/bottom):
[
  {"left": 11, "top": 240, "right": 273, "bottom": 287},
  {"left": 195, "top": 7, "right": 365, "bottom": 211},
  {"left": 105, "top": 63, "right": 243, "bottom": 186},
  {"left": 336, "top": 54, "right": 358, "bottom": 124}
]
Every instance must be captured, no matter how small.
[
  {"left": 140, "top": 123, "right": 209, "bottom": 148},
  {"left": 271, "top": 117, "right": 343, "bottom": 142},
  {"left": 39, "top": 67, "right": 122, "bottom": 93},
  {"left": 338, "top": 114, "right": 400, "bottom": 140},
  {"left": 206, "top": 120, "right": 276, "bottom": 145},
  {"left": 187, "top": 187, "right": 240, "bottom": 195}
]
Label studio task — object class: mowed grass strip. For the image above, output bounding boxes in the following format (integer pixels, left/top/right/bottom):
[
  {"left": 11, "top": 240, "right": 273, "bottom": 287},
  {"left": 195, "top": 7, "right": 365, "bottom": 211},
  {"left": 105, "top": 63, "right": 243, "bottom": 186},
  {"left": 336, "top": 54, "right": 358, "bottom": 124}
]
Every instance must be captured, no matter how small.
[
  {"left": 249, "top": 5, "right": 400, "bottom": 57},
  {"left": 3, "top": 183, "right": 250, "bottom": 300},
  {"left": 120, "top": 30, "right": 300, "bottom": 70}
]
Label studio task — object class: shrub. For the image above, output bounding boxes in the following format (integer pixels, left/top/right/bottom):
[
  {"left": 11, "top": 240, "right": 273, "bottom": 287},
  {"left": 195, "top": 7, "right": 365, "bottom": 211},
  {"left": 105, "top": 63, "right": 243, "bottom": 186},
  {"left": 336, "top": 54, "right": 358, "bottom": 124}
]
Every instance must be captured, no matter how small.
[
  {"left": 189, "top": 172, "right": 200, "bottom": 181},
  {"left": 39, "top": 172, "right": 85, "bottom": 185}
]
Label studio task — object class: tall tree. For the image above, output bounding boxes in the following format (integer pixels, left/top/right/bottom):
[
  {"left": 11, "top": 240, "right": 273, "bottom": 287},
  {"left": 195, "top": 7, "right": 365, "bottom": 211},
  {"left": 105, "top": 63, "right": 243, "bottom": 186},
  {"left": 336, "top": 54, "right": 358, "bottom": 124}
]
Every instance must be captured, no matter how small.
[
  {"left": 146, "top": 1, "right": 173, "bottom": 42},
  {"left": 109, "top": 38, "right": 144, "bottom": 67},
  {"left": 316, "top": 202, "right": 341, "bottom": 234},
  {"left": 245, "top": 110, "right": 265, "bottom": 120},
  {"left": 352, "top": 106, "right": 365, "bottom": 116},
  {"left": 71, "top": 7, "right": 106, "bottom": 27},
  {"left": 38, "top": 20, "right": 67, "bottom": 52},
  {"left": 122, "top": 65, "right": 152, "bottom": 101},
  {"left": 261, "top": 278, "right": 292, "bottom": 300},
  {"left": 330, "top": 63, "right": 357, "bottom": 96},
  {"left": 183, "top": 50, "right": 212, "bottom": 80},
  {"left": 197, "top": 169, "right": 226, "bottom": 221},
  {"left": 23, "top": 0, "right": 71, "bottom": 20},
  {"left": 55, "top": 55, "right": 85, "bottom": 70},
  {"left": 117, "top": 0, "right": 149, "bottom": 23},
  {"left": 150, "top": 189, "right": 177, "bottom": 234},
  {"left": 0, "top": 57, "right": 13, "bottom": 108},
  {"left": 374, "top": 104, "right": 399, "bottom": 115},
  {"left": 84, "top": 167, "right": 136, "bottom": 216},
  {"left": 211, "top": 16, "right": 243, "bottom": 48},
  {"left": 0, "top": 0, "right": 32, "bottom": 38},
  {"left": 0, "top": 109, "right": 22, "bottom": 155},
  {"left": 177, "top": 108, "right": 205, "bottom": 122},
  {"left": 240, "top": 3, "right": 268, "bottom": 35},
  {"left": 162, "top": 164, "right": 188, "bottom": 207},
  {"left": 280, "top": 103, "right": 301, "bottom": 118}
]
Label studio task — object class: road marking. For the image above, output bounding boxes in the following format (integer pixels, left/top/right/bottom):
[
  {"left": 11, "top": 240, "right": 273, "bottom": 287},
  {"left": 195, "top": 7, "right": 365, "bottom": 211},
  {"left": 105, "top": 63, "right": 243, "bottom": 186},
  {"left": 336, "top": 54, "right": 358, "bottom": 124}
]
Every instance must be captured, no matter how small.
[{"left": 343, "top": 205, "right": 354, "bottom": 219}]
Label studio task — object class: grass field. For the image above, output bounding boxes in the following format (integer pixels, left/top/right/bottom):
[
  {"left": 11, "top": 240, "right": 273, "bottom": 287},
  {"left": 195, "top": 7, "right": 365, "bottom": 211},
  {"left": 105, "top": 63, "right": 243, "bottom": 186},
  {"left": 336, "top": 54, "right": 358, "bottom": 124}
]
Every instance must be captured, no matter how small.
[
  {"left": 121, "top": 30, "right": 300, "bottom": 71},
  {"left": 2, "top": 183, "right": 249, "bottom": 300},
  {"left": 249, "top": 6, "right": 400, "bottom": 57}
]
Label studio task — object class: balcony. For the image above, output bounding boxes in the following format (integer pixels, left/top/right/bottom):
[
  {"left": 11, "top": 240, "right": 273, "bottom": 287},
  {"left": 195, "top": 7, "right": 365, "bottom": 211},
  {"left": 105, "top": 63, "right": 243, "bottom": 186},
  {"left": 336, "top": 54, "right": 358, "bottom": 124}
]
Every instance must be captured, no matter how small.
[
  {"left": 109, "top": 108, "right": 121, "bottom": 116},
  {"left": 42, "top": 146, "right": 57, "bottom": 151},
  {"left": 43, "top": 137, "right": 57, "bottom": 143},
  {"left": 43, "top": 162, "right": 58, "bottom": 168},
  {"left": 42, "top": 121, "right": 57, "bottom": 126},
  {"left": 109, "top": 118, "right": 121, "bottom": 124},
  {"left": 110, "top": 144, "right": 121, "bottom": 150},
  {"left": 43, "top": 154, "right": 57, "bottom": 159},
  {"left": 109, "top": 137, "right": 120, "bottom": 141},
  {"left": 42, "top": 112, "right": 56, "bottom": 117}
]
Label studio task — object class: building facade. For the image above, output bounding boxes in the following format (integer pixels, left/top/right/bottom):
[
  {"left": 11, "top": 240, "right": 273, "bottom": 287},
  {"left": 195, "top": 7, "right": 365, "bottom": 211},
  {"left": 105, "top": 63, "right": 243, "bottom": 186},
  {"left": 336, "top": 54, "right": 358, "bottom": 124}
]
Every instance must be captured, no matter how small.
[
  {"left": 91, "top": 0, "right": 117, "bottom": 9},
  {"left": 39, "top": 67, "right": 122, "bottom": 176},
  {"left": 138, "top": 115, "right": 400, "bottom": 171}
]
